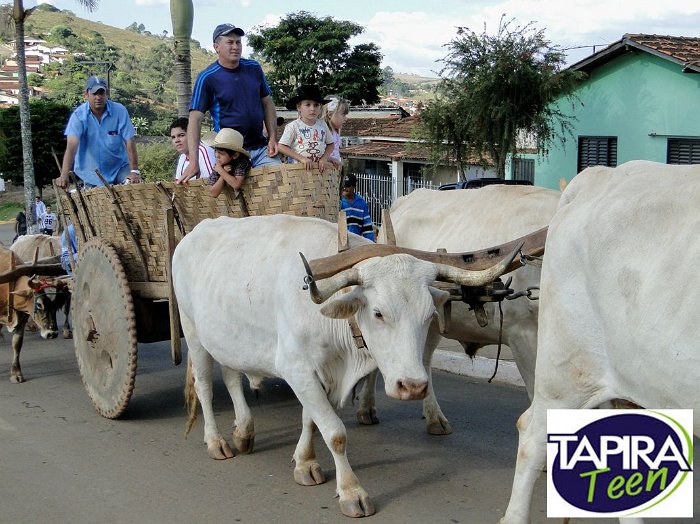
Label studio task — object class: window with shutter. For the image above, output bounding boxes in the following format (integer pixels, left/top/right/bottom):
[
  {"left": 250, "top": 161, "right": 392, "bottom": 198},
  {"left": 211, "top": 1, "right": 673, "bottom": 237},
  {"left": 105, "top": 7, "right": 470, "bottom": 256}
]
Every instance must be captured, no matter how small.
[
  {"left": 577, "top": 137, "right": 618, "bottom": 172},
  {"left": 667, "top": 139, "right": 700, "bottom": 164}
]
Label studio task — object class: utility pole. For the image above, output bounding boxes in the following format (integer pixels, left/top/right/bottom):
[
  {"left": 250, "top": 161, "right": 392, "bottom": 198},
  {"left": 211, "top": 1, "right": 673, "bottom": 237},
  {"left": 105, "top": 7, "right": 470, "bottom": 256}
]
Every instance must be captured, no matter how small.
[{"left": 78, "top": 60, "right": 115, "bottom": 94}]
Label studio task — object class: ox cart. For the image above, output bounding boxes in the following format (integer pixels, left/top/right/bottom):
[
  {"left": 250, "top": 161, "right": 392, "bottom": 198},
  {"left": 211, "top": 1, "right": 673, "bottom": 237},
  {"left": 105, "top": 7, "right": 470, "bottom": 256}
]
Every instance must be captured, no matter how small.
[{"left": 56, "top": 165, "right": 341, "bottom": 418}]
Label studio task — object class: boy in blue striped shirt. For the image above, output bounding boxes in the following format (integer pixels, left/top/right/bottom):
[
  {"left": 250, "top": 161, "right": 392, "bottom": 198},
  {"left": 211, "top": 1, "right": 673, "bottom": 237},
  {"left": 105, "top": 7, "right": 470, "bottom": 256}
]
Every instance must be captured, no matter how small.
[{"left": 341, "top": 174, "right": 375, "bottom": 241}]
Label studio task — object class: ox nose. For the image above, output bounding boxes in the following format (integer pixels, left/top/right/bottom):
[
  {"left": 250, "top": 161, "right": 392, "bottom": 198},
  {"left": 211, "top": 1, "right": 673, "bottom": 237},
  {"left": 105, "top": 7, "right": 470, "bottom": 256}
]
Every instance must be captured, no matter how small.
[
  {"left": 45, "top": 331, "right": 58, "bottom": 340},
  {"left": 396, "top": 378, "right": 428, "bottom": 400}
]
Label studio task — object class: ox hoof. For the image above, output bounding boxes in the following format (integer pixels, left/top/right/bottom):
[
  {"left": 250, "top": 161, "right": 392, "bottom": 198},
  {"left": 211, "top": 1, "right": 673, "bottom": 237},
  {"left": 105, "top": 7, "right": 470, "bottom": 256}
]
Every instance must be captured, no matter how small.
[
  {"left": 206, "top": 438, "right": 235, "bottom": 460},
  {"left": 339, "top": 492, "right": 375, "bottom": 518},
  {"left": 10, "top": 374, "right": 25, "bottom": 384},
  {"left": 426, "top": 418, "right": 453, "bottom": 435},
  {"left": 294, "top": 461, "right": 326, "bottom": 486},
  {"left": 356, "top": 407, "right": 379, "bottom": 425},
  {"left": 233, "top": 433, "right": 255, "bottom": 454}
]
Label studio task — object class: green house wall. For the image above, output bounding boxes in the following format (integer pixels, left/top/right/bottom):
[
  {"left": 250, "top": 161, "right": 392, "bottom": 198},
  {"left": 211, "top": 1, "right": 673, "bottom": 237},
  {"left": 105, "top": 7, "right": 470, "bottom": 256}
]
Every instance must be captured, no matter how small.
[{"left": 521, "top": 52, "right": 700, "bottom": 189}]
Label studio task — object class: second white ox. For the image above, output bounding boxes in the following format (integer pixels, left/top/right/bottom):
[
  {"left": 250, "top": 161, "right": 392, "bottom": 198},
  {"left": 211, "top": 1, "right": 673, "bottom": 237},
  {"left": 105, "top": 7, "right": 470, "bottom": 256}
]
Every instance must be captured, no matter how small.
[
  {"left": 359, "top": 185, "right": 561, "bottom": 433},
  {"left": 173, "top": 214, "right": 513, "bottom": 518},
  {"left": 501, "top": 161, "right": 700, "bottom": 523}
]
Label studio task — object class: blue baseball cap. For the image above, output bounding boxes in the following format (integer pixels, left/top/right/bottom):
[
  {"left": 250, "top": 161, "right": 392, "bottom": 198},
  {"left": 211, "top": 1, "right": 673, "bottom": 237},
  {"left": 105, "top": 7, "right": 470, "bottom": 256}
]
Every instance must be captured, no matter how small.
[
  {"left": 85, "top": 76, "right": 107, "bottom": 94},
  {"left": 213, "top": 23, "right": 245, "bottom": 42}
]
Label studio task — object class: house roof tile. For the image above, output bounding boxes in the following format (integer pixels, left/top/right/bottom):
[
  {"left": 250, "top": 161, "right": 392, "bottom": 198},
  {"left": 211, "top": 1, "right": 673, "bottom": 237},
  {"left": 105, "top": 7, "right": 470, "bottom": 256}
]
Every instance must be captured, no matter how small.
[{"left": 572, "top": 34, "right": 700, "bottom": 74}]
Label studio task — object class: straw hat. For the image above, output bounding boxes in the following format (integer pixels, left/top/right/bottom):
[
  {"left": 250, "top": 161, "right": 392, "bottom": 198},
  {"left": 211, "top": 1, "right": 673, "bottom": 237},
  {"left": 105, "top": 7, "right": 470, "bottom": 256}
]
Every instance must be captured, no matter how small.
[{"left": 203, "top": 128, "right": 249, "bottom": 158}]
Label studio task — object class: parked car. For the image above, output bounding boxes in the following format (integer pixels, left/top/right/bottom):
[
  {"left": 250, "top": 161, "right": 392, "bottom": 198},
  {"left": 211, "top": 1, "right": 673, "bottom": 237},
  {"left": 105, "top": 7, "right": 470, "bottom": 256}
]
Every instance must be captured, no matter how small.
[{"left": 438, "top": 178, "right": 533, "bottom": 190}]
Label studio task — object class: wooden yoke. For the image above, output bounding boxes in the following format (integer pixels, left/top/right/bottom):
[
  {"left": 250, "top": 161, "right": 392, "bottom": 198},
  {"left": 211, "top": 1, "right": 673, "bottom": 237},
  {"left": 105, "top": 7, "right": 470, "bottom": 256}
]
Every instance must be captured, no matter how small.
[{"left": 309, "top": 226, "right": 548, "bottom": 281}]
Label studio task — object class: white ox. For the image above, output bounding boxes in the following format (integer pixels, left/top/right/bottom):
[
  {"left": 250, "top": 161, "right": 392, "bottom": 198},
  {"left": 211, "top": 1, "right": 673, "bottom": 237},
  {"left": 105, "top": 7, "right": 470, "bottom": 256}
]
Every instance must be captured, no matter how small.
[
  {"left": 359, "top": 185, "right": 561, "bottom": 433},
  {"left": 173, "top": 214, "right": 514, "bottom": 518},
  {"left": 501, "top": 160, "right": 700, "bottom": 523}
]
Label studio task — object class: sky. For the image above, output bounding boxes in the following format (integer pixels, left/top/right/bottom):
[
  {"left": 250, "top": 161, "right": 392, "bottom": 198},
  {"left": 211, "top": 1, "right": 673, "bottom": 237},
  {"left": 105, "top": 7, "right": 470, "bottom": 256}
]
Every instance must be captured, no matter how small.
[{"left": 24, "top": 0, "right": 700, "bottom": 77}]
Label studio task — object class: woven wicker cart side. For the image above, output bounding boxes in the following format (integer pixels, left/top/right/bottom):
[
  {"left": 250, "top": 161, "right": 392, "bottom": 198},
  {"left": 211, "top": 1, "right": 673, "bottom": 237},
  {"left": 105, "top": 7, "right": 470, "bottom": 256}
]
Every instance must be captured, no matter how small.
[{"left": 57, "top": 165, "right": 340, "bottom": 284}]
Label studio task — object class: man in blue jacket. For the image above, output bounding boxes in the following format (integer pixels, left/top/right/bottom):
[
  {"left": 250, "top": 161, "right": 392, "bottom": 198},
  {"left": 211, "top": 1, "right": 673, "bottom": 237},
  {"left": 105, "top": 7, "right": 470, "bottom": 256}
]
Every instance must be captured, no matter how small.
[{"left": 179, "top": 22, "right": 280, "bottom": 184}]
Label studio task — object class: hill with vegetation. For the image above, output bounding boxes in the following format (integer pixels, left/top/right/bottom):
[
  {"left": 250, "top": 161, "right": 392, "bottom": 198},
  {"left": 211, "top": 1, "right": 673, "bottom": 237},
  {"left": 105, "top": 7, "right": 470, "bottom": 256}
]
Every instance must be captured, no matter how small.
[{"left": 6, "top": 3, "right": 217, "bottom": 135}]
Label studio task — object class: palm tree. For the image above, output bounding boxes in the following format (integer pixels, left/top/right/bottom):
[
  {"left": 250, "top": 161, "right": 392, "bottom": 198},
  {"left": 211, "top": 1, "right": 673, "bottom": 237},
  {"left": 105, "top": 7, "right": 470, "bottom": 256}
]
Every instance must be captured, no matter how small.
[
  {"left": 9, "top": 0, "right": 98, "bottom": 232},
  {"left": 170, "top": 0, "right": 193, "bottom": 117}
]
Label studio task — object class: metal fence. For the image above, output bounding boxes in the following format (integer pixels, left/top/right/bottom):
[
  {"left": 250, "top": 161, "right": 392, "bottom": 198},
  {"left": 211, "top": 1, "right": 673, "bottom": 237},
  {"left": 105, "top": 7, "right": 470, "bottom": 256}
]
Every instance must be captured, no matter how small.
[{"left": 351, "top": 172, "right": 437, "bottom": 226}]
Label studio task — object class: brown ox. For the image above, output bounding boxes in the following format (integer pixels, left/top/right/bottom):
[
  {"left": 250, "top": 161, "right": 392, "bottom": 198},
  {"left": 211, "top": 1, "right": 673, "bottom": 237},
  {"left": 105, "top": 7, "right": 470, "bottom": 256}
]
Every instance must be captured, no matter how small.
[
  {"left": 0, "top": 246, "right": 69, "bottom": 383},
  {"left": 10, "top": 234, "right": 72, "bottom": 339}
]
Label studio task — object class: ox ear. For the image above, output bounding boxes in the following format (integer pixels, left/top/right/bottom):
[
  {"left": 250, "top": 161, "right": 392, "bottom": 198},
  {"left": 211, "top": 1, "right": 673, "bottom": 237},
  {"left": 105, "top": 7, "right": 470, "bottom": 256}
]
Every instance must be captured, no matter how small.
[
  {"left": 430, "top": 287, "right": 451, "bottom": 334},
  {"left": 429, "top": 287, "right": 450, "bottom": 309},
  {"left": 319, "top": 288, "right": 364, "bottom": 319},
  {"left": 10, "top": 288, "right": 33, "bottom": 299}
]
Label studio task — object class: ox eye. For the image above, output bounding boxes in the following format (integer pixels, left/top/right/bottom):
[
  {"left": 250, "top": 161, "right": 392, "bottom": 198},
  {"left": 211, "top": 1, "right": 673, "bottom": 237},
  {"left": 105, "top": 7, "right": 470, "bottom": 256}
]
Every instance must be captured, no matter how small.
[{"left": 373, "top": 308, "right": 383, "bottom": 320}]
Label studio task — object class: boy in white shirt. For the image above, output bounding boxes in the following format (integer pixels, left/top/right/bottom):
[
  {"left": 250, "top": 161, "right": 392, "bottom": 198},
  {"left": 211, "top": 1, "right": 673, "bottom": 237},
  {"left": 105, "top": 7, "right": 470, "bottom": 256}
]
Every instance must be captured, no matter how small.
[
  {"left": 41, "top": 205, "right": 57, "bottom": 236},
  {"left": 278, "top": 85, "right": 335, "bottom": 173},
  {"left": 170, "top": 117, "right": 216, "bottom": 182}
]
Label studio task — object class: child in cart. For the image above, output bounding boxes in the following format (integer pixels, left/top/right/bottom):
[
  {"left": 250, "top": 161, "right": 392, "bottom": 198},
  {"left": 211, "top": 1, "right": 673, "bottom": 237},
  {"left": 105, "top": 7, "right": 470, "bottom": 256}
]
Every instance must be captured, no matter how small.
[
  {"left": 204, "top": 128, "right": 251, "bottom": 198},
  {"left": 278, "top": 84, "right": 335, "bottom": 173}
]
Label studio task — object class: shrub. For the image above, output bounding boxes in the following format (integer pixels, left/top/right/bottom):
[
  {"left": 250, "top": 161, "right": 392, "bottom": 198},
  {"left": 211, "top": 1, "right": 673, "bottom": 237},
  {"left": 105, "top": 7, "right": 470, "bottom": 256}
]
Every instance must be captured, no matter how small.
[{"left": 137, "top": 142, "right": 178, "bottom": 182}]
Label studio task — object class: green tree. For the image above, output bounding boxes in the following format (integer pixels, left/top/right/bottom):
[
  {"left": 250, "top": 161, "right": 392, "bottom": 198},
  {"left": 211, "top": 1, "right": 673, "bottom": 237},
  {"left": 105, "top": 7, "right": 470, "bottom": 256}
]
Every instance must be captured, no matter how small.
[
  {"left": 4, "top": 0, "right": 97, "bottom": 232},
  {"left": 247, "top": 11, "right": 382, "bottom": 105},
  {"left": 419, "top": 17, "right": 582, "bottom": 178},
  {"left": 0, "top": 100, "right": 71, "bottom": 188}
]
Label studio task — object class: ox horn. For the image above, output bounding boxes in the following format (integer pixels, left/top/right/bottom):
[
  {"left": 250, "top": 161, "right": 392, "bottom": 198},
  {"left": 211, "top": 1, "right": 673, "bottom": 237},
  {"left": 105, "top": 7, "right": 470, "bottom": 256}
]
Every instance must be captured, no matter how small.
[
  {"left": 300, "top": 252, "right": 362, "bottom": 304},
  {"left": 434, "top": 242, "right": 523, "bottom": 287}
]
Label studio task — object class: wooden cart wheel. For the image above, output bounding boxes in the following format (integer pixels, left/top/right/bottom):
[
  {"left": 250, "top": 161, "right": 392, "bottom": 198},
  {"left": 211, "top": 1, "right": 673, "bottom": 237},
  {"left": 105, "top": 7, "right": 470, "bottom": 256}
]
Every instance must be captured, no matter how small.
[{"left": 72, "top": 238, "right": 138, "bottom": 419}]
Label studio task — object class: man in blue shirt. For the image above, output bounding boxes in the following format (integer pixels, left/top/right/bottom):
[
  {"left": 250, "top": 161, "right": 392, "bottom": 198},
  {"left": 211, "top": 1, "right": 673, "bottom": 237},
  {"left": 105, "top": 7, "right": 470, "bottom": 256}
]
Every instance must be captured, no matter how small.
[
  {"left": 179, "top": 22, "right": 280, "bottom": 183},
  {"left": 341, "top": 174, "right": 375, "bottom": 241},
  {"left": 56, "top": 76, "right": 141, "bottom": 188}
]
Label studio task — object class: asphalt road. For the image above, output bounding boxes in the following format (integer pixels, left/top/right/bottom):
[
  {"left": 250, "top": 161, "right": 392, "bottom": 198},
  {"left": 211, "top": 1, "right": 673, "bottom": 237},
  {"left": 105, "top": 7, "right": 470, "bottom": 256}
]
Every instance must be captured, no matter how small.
[{"left": 1, "top": 224, "right": 698, "bottom": 524}]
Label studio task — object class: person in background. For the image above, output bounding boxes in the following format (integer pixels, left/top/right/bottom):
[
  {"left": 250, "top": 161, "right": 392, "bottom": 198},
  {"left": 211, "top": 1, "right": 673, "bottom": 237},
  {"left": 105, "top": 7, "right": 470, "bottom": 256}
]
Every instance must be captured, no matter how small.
[
  {"left": 13, "top": 210, "right": 27, "bottom": 243},
  {"left": 180, "top": 22, "right": 280, "bottom": 184},
  {"left": 34, "top": 195, "right": 47, "bottom": 222},
  {"left": 340, "top": 174, "right": 374, "bottom": 241},
  {"left": 56, "top": 76, "right": 141, "bottom": 188},
  {"left": 40, "top": 205, "right": 57, "bottom": 236},
  {"left": 170, "top": 117, "right": 216, "bottom": 182},
  {"left": 322, "top": 96, "right": 350, "bottom": 169},
  {"left": 278, "top": 84, "right": 335, "bottom": 173},
  {"left": 61, "top": 223, "right": 79, "bottom": 276},
  {"left": 205, "top": 128, "right": 251, "bottom": 198}
]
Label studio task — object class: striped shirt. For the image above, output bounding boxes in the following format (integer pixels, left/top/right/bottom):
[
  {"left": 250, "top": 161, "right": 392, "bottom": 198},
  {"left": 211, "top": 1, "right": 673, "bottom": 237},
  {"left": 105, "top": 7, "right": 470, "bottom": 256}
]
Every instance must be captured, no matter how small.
[
  {"left": 175, "top": 143, "right": 216, "bottom": 181},
  {"left": 341, "top": 194, "right": 375, "bottom": 241}
]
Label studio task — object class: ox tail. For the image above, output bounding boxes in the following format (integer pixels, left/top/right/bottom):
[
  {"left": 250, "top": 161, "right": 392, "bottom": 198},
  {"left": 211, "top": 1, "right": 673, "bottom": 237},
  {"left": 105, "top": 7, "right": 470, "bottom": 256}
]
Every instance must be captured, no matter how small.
[{"left": 184, "top": 353, "right": 199, "bottom": 438}]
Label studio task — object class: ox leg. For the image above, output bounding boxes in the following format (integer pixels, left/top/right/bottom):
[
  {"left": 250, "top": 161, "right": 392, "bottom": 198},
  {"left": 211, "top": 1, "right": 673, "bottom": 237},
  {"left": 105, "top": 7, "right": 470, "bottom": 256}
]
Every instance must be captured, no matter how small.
[
  {"left": 189, "top": 344, "right": 235, "bottom": 460},
  {"left": 221, "top": 366, "right": 254, "bottom": 454},
  {"left": 289, "top": 378, "right": 375, "bottom": 518},
  {"left": 355, "top": 370, "right": 379, "bottom": 425},
  {"left": 500, "top": 402, "right": 545, "bottom": 524},
  {"left": 9, "top": 314, "right": 29, "bottom": 383},
  {"left": 62, "top": 297, "right": 72, "bottom": 339},
  {"left": 292, "top": 408, "right": 326, "bottom": 486},
  {"left": 422, "top": 325, "right": 452, "bottom": 435}
]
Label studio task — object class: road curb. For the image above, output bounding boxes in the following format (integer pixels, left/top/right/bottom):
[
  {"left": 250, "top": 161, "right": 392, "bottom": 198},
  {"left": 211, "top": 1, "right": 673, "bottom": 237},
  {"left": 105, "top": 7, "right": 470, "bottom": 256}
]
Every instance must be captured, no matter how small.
[{"left": 432, "top": 349, "right": 525, "bottom": 388}]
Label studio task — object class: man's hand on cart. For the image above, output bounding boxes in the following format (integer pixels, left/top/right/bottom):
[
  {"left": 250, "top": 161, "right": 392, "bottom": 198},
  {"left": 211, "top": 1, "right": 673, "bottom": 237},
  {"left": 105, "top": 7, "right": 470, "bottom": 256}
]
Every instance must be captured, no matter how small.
[
  {"left": 125, "top": 170, "right": 142, "bottom": 184},
  {"left": 177, "top": 162, "right": 200, "bottom": 184},
  {"left": 56, "top": 172, "right": 70, "bottom": 189}
]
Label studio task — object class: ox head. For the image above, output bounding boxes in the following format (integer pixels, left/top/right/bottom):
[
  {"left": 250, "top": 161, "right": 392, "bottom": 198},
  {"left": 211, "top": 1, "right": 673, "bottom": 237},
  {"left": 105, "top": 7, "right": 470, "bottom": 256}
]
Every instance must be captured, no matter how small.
[
  {"left": 300, "top": 245, "right": 519, "bottom": 401},
  {"left": 11, "top": 276, "right": 69, "bottom": 339}
]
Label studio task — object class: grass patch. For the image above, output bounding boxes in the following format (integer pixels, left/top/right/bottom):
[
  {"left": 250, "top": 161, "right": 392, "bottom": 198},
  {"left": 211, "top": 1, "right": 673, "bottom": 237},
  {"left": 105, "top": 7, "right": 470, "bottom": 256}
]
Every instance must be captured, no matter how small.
[{"left": 0, "top": 202, "right": 24, "bottom": 222}]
